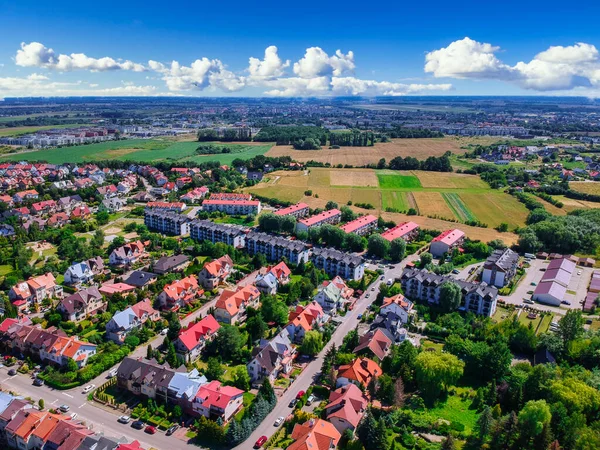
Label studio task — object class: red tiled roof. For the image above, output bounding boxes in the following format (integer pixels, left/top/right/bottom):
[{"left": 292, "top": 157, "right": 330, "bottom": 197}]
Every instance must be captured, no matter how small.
[{"left": 178, "top": 315, "right": 220, "bottom": 351}]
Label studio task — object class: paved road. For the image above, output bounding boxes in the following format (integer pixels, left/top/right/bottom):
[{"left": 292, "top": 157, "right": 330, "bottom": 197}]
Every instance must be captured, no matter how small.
[{"left": 233, "top": 262, "right": 407, "bottom": 449}]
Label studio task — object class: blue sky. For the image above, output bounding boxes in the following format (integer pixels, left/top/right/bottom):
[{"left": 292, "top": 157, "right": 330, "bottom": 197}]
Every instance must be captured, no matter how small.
[{"left": 1, "top": 0, "right": 600, "bottom": 97}]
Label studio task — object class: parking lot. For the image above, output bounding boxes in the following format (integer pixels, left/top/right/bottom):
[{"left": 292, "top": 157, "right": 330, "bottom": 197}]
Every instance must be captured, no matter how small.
[{"left": 503, "top": 258, "right": 593, "bottom": 316}]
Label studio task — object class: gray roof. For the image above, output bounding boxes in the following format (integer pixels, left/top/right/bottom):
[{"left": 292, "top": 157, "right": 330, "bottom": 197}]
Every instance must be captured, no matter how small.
[
  {"left": 484, "top": 248, "right": 519, "bottom": 272},
  {"left": 108, "top": 307, "right": 137, "bottom": 331},
  {"left": 77, "top": 435, "right": 121, "bottom": 450},
  {"left": 246, "top": 231, "right": 308, "bottom": 252},
  {"left": 145, "top": 210, "right": 191, "bottom": 223},
  {"left": 310, "top": 247, "right": 363, "bottom": 267},
  {"left": 191, "top": 219, "right": 245, "bottom": 236},
  {"left": 402, "top": 267, "right": 498, "bottom": 298},
  {"left": 60, "top": 286, "right": 102, "bottom": 315},
  {"left": 153, "top": 254, "right": 189, "bottom": 273},
  {"left": 123, "top": 270, "right": 157, "bottom": 287}
]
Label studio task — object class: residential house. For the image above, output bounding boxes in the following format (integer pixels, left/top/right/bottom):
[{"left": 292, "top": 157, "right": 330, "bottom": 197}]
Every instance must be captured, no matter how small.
[
  {"left": 116, "top": 357, "right": 177, "bottom": 400},
  {"left": 57, "top": 287, "right": 106, "bottom": 322},
  {"left": 123, "top": 270, "right": 157, "bottom": 288},
  {"left": 429, "top": 229, "right": 465, "bottom": 257},
  {"left": 190, "top": 220, "right": 247, "bottom": 247},
  {"left": 152, "top": 254, "right": 190, "bottom": 274},
  {"left": 130, "top": 298, "right": 160, "bottom": 324},
  {"left": 482, "top": 248, "right": 519, "bottom": 287},
  {"left": 192, "top": 380, "right": 244, "bottom": 422},
  {"left": 198, "top": 255, "right": 233, "bottom": 290},
  {"left": 340, "top": 214, "right": 378, "bottom": 236},
  {"left": 175, "top": 315, "right": 220, "bottom": 362},
  {"left": 274, "top": 202, "right": 309, "bottom": 218},
  {"left": 288, "top": 419, "right": 341, "bottom": 450},
  {"left": 157, "top": 275, "right": 203, "bottom": 310},
  {"left": 379, "top": 293, "right": 413, "bottom": 324},
  {"left": 370, "top": 312, "right": 408, "bottom": 343},
  {"left": 247, "top": 331, "right": 295, "bottom": 382},
  {"left": 214, "top": 284, "right": 261, "bottom": 325},
  {"left": 109, "top": 240, "right": 147, "bottom": 266},
  {"left": 97, "top": 185, "right": 118, "bottom": 198},
  {"left": 325, "top": 384, "right": 368, "bottom": 434},
  {"left": 106, "top": 308, "right": 141, "bottom": 344},
  {"left": 296, "top": 209, "right": 341, "bottom": 233},
  {"left": 400, "top": 267, "right": 498, "bottom": 317},
  {"left": 310, "top": 247, "right": 365, "bottom": 280},
  {"left": 286, "top": 301, "right": 326, "bottom": 343},
  {"left": 246, "top": 231, "right": 309, "bottom": 265},
  {"left": 380, "top": 221, "right": 419, "bottom": 242},
  {"left": 8, "top": 273, "right": 63, "bottom": 311},
  {"left": 63, "top": 261, "right": 94, "bottom": 286},
  {"left": 336, "top": 357, "right": 382, "bottom": 388},
  {"left": 353, "top": 329, "right": 392, "bottom": 361},
  {"left": 98, "top": 281, "right": 136, "bottom": 297},
  {"left": 314, "top": 276, "right": 354, "bottom": 312},
  {"left": 180, "top": 187, "right": 209, "bottom": 203},
  {"left": 100, "top": 197, "right": 125, "bottom": 213}
]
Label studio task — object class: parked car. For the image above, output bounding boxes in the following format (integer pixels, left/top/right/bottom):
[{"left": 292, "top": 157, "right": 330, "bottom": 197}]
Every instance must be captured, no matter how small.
[
  {"left": 452, "top": 269, "right": 460, "bottom": 274},
  {"left": 288, "top": 398, "right": 298, "bottom": 408},
  {"left": 160, "top": 328, "right": 169, "bottom": 335},
  {"left": 274, "top": 416, "right": 284, "bottom": 426},
  {"left": 7, "top": 369, "right": 16, "bottom": 376},
  {"left": 70, "top": 413, "right": 78, "bottom": 420},
  {"left": 118, "top": 416, "right": 131, "bottom": 424},
  {"left": 254, "top": 436, "right": 268, "bottom": 449},
  {"left": 371, "top": 287, "right": 375, "bottom": 291},
  {"left": 131, "top": 421, "right": 144, "bottom": 430},
  {"left": 166, "top": 425, "right": 179, "bottom": 436},
  {"left": 82, "top": 384, "right": 95, "bottom": 394},
  {"left": 33, "top": 378, "right": 44, "bottom": 387},
  {"left": 107, "top": 369, "right": 118, "bottom": 378},
  {"left": 306, "top": 394, "right": 316, "bottom": 405},
  {"left": 59, "top": 405, "right": 70, "bottom": 413},
  {"left": 365, "top": 294, "right": 370, "bottom": 298},
  {"left": 357, "top": 314, "right": 362, "bottom": 319},
  {"left": 523, "top": 299, "right": 534, "bottom": 305},
  {"left": 145, "top": 426, "right": 157, "bottom": 434},
  {"left": 380, "top": 276, "right": 385, "bottom": 281},
  {"left": 296, "top": 390, "right": 305, "bottom": 399},
  {"left": 561, "top": 300, "right": 571, "bottom": 305}
]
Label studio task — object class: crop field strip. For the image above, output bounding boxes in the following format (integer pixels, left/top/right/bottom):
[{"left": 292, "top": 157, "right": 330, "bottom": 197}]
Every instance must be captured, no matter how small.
[{"left": 442, "top": 193, "right": 477, "bottom": 222}]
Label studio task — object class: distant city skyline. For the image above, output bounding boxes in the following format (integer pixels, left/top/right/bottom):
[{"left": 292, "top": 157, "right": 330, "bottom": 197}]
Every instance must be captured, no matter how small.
[{"left": 1, "top": 0, "right": 600, "bottom": 98}]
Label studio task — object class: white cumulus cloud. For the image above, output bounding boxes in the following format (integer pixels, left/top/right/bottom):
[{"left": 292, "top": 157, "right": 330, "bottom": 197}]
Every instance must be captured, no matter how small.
[
  {"left": 16, "top": 42, "right": 146, "bottom": 72},
  {"left": 248, "top": 45, "right": 290, "bottom": 79},
  {"left": 149, "top": 58, "right": 245, "bottom": 92},
  {"left": 331, "top": 77, "right": 452, "bottom": 96},
  {"left": 293, "top": 47, "right": 355, "bottom": 78},
  {"left": 425, "top": 37, "right": 600, "bottom": 92}
]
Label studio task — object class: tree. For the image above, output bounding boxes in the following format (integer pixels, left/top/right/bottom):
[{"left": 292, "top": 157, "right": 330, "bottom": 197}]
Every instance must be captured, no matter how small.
[
  {"left": 124, "top": 335, "right": 140, "bottom": 349},
  {"left": 441, "top": 434, "right": 456, "bottom": 450},
  {"left": 38, "top": 398, "right": 45, "bottom": 410},
  {"left": 213, "top": 326, "right": 244, "bottom": 362},
  {"left": 419, "top": 252, "right": 433, "bottom": 267},
  {"left": 259, "top": 379, "right": 276, "bottom": 405},
  {"left": 376, "top": 374, "right": 395, "bottom": 405},
  {"left": 415, "top": 351, "right": 464, "bottom": 405},
  {"left": 367, "top": 234, "right": 390, "bottom": 258},
  {"left": 252, "top": 252, "right": 268, "bottom": 269},
  {"left": 344, "top": 233, "right": 367, "bottom": 252},
  {"left": 389, "top": 238, "right": 406, "bottom": 262},
  {"left": 260, "top": 296, "right": 288, "bottom": 326},
  {"left": 558, "top": 310, "right": 584, "bottom": 348},
  {"left": 321, "top": 344, "right": 337, "bottom": 378},
  {"left": 173, "top": 405, "right": 183, "bottom": 418},
  {"left": 357, "top": 409, "right": 387, "bottom": 450},
  {"left": 146, "top": 344, "right": 153, "bottom": 360},
  {"left": 246, "top": 314, "right": 267, "bottom": 342},
  {"left": 478, "top": 406, "right": 494, "bottom": 441},
  {"left": 438, "top": 281, "right": 461, "bottom": 313},
  {"left": 206, "top": 357, "right": 224, "bottom": 381},
  {"left": 299, "top": 331, "right": 324, "bottom": 356},
  {"left": 518, "top": 400, "right": 552, "bottom": 441},
  {"left": 394, "top": 377, "right": 405, "bottom": 407},
  {"left": 325, "top": 201, "right": 338, "bottom": 210},
  {"left": 64, "top": 358, "right": 79, "bottom": 373},
  {"left": 226, "top": 417, "right": 243, "bottom": 445},
  {"left": 231, "top": 365, "right": 251, "bottom": 391}
]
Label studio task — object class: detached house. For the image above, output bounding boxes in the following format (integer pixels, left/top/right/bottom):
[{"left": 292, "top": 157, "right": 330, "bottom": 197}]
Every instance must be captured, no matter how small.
[
  {"left": 109, "top": 241, "right": 147, "bottom": 267},
  {"left": 247, "top": 331, "right": 295, "bottom": 382},
  {"left": 325, "top": 383, "right": 368, "bottom": 434},
  {"left": 192, "top": 380, "right": 244, "bottom": 422},
  {"left": 198, "top": 255, "right": 233, "bottom": 290},
  {"left": 175, "top": 315, "right": 220, "bottom": 362},
  {"left": 57, "top": 287, "right": 106, "bottom": 322},
  {"left": 105, "top": 299, "right": 159, "bottom": 344},
  {"left": 288, "top": 419, "right": 341, "bottom": 450},
  {"left": 353, "top": 328, "right": 392, "bottom": 361},
  {"left": 255, "top": 261, "right": 291, "bottom": 295},
  {"left": 285, "top": 301, "right": 326, "bottom": 343},
  {"left": 336, "top": 357, "right": 382, "bottom": 389},
  {"left": 379, "top": 293, "right": 413, "bottom": 324},
  {"left": 152, "top": 254, "right": 190, "bottom": 275},
  {"left": 314, "top": 276, "right": 354, "bottom": 313},
  {"left": 9, "top": 273, "right": 63, "bottom": 311},
  {"left": 63, "top": 261, "right": 94, "bottom": 286},
  {"left": 214, "top": 284, "right": 261, "bottom": 325},
  {"left": 157, "top": 275, "right": 203, "bottom": 310}
]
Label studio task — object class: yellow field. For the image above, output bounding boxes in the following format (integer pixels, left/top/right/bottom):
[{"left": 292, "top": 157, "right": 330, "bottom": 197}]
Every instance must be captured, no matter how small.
[
  {"left": 570, "top": 182, "right": 600, "bottom": 195},
  {"left": 412, "top": 192, "right": 456, "bottom": 220},
  {"left": 460, "top": 193, "right": 530, "bottom": 229},
  {"left": 330, "top": 169, "right": 379, "bottom": 187},
  {"left": 554, "top": 195, "right": 600, "bottom": 212},
  {"left": 415, "top": 171, "right": 487, "bottom": 189},
  {"left": 308, "top": 169, "right": 331, "bottom": 187},
  {"left": 266, "top": 137, "right": 477, "bottom": 166}
]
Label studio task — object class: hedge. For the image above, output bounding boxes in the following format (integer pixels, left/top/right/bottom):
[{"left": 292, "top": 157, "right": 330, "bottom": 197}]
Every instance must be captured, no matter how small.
[{"left": 37, "top": 374, "right": 79, "bottom": 390}]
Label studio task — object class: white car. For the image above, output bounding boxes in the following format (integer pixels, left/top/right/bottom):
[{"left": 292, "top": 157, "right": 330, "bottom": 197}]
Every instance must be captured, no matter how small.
[
  {"left": 107, "top": 369, "right": 118, "bottom": 378},
  {"left": 70, "top": 413, "right": 78, "bottom": 420},
  {"left": 118, "top": 415, "right": 131, "bottom": 424},
  {"left": 274, "top": 416, "right": 284, "bottom": 427},
  {"left": 160, "top": 328, "right": 169, "bottom": 335},
  {"left": 82, "top": 384, "right": 95, "bottom": 394}
]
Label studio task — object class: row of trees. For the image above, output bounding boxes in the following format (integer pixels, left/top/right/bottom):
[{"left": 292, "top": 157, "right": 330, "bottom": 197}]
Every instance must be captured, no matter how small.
[{"left": 329, "top": 130, "right": 375, "bottom": 147}]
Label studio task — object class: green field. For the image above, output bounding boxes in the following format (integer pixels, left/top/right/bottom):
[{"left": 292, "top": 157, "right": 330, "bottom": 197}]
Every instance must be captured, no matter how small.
[
  {"left": 442, "top": 193, "right": 477, "bottom": 222},
  {"left": 377, "top": 173, "right": 422, "bottom": 189},
  {"left": 0, "top": 124, "right": 91, "bottom": 137},
  {"left": 0, "top": 139, "right": 272, "bottom": 165},
  {"left": 382, "top": 191, "right": 410, "bottom": 211}
]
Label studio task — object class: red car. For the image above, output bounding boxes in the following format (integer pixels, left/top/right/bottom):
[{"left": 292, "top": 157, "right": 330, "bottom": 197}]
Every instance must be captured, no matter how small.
[
  {"left": 296, "top": 390, "right": 305, "bottom": 400},
  {"left": 254, "top": 436, "right": 268, "bottom": 448},
  {"left": 145, "top": 426, "right": 157, "bottom": 434}
]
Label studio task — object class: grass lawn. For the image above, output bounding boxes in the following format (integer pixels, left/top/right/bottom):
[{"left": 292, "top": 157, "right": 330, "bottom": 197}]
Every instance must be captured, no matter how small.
[
  {"left": 518, "top": 310, "right": 542, "bottom": 330},
  {"left": 492, "top": 306, "right": 516, "bottom": 323},
  {"left": 382, "top": 191, "right": 409, "bottom": 211},
  {"left": 0, "top": 264, "right": 14, "bottom": 276},
  {"left": 376, "top": 173, "right": 422, "bottom": 189},
  {"left": 421, "top": 340, "right": 444, "bottom": 352},
  {"left": 537, "top": 314, "right": 553, "bottom": 335},
  {"left": 442, "top": 193, "right": 477, "bottom": 222},
  {"left": 427, "top": 388, "right": 479, "bottom": 434}
]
